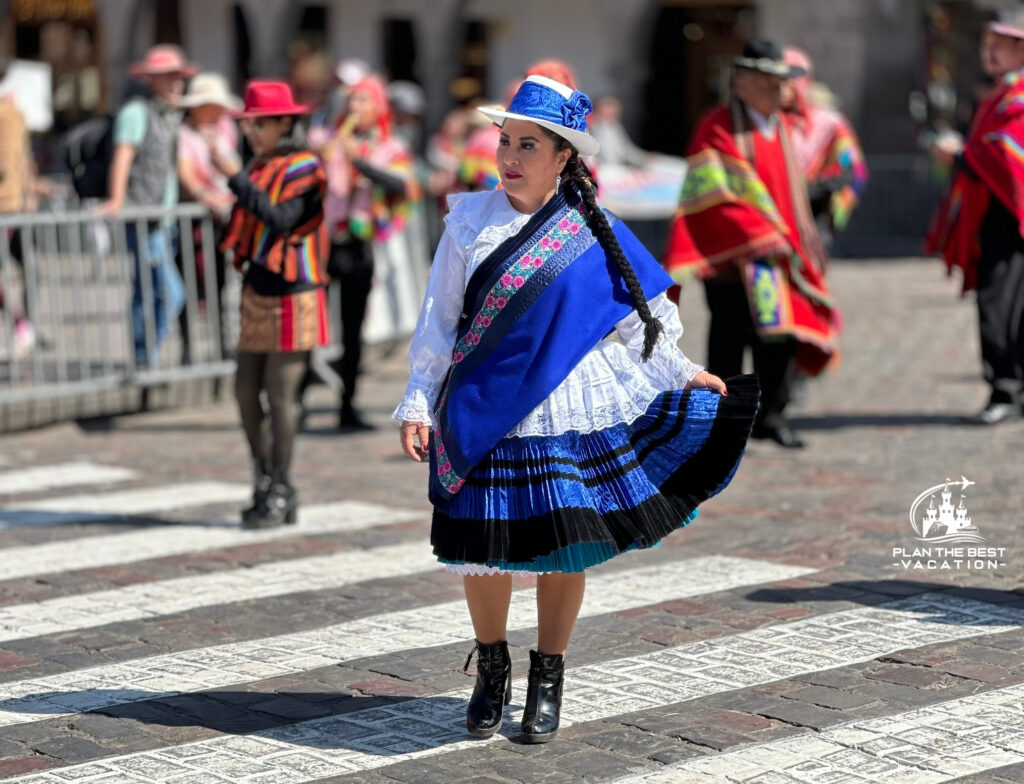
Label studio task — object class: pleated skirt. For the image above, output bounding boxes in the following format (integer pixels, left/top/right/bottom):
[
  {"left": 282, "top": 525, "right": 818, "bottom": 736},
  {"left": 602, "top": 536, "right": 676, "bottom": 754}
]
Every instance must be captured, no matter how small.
[{"left": 431, "top": 374, "right": 759, "bottom": 573}]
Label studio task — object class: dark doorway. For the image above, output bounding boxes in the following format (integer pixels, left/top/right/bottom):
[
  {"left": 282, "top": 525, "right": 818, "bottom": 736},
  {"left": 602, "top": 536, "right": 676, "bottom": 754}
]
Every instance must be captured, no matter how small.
[
  {"left": 450, "top": 19, "right": 488, "bottom": 103},
  {"left": 153, "top": 0, "right": 182, "bottom": 44},
  {"left": 295, "top": 4, "right": 328, "bottom": 50},
  {"left": 383, "top": 18, "right": 418, "bottom": 83},
  {"left": 231, "top": 3, "right": 253, "bottom": 88},
  {"left": 641, "top": 2, "right": 754, "bottom": 155}
]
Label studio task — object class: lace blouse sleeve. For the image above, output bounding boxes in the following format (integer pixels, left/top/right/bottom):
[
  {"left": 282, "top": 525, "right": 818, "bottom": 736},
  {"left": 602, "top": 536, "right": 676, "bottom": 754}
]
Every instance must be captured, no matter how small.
[
  {"left": 614, "top": 292, "right": 704, "bottom": 389},
  {"left": 392, "top": 229, "right": 467, "bottom": 425}
]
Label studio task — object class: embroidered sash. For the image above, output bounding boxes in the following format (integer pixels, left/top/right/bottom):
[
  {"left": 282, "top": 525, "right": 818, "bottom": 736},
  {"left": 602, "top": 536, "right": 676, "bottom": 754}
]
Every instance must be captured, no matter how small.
[{"left": 429, "top": 188, "right": 672, "bottom": 503}]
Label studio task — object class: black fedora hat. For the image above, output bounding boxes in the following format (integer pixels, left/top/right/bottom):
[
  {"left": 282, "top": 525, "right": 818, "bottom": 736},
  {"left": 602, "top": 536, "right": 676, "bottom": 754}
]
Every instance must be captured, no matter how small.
[{"left": 734, "top": 38, "right": 807, "bottom": 78}]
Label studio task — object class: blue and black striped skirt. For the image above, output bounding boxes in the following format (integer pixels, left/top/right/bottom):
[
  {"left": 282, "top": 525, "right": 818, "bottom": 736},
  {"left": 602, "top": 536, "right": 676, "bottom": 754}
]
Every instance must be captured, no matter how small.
[{"left": 431, "top": 374, "right": 759, "bottom": 573}]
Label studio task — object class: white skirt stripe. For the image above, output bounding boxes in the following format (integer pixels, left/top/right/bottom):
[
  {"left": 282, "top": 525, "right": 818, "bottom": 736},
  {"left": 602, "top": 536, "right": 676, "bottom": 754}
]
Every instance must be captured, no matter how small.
[
  {"left": 0, "top": 556, "right": 814, "bottom": 728},
  {"left": 8, "top": 593, "right": 1022, "bottom": 783}
]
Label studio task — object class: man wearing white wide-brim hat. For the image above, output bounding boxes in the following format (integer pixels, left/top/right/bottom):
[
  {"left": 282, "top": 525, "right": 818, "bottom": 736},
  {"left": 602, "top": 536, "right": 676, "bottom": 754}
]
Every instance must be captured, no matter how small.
[{"left": 927, "top": 8, "right": 1024, "bottom": 425}]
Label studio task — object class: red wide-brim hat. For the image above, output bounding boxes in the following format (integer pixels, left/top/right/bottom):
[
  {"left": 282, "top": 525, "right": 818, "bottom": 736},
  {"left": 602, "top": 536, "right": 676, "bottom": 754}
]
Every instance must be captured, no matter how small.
[
  {"left": 235, "top": 80, "right": 310, "bottom": 118},
  {"left": 130, "top": 44, "right": 199, "bottom": 77}
]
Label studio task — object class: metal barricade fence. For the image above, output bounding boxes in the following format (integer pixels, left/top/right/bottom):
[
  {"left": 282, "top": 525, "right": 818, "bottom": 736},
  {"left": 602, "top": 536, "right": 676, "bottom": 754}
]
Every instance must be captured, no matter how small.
[
  {"left": 1, "top": 199, "right": 432, "bottom": 429},
  {"left": 0, "top": 204, "right": 233, "bottom": 406},
  {"left": 0, "top": 202, "right": 431, "bottom": 430}
]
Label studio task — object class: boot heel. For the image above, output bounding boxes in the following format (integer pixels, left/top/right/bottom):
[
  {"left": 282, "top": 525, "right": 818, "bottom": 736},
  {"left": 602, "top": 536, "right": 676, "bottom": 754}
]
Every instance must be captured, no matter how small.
[
  {"left": 285, "top": 507, "right": 298, "bottom": 525},
  {"left": 504, "top": 671, "right": 512, "bottom": 705}
]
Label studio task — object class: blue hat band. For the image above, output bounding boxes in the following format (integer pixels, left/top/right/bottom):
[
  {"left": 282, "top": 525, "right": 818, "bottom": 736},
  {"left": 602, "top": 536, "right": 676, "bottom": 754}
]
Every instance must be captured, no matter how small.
[{"left": 505, "top": 82, "right": 592, "bottom": 133}]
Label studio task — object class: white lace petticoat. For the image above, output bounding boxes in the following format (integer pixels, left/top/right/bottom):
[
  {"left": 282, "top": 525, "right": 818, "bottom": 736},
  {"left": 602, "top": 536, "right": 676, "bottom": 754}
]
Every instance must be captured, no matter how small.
[{"left": 445, "top": 563, "right": 554, "bottom": 576}]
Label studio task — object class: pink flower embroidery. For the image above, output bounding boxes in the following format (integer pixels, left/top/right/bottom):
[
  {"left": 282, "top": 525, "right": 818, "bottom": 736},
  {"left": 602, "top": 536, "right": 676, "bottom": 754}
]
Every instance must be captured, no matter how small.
[
  {"left": 496, "top": 296, "right": 507, "bottom": 308},
  {"left": 540, "top": 237, "right": 551, "bottom": 248},
  {"left": 569, "top": 222, "right": 580, "bottom": 234},
  {"left": 441, "top": 461, "right": 451, "bottom": 473},
  {"left": 500, "top": 273, "right": 513, "bottom": 287},
  {"left": 480, "top": 316, "right": 491, "bottom": 327},
  {"left": 485, "top": 295, "right": 495, "bottom": 307},
  {"left": 559, "top": 218, "right": 570, "bottom": 230},
  {"left": 453, "top": 351, "right": 464, "bottom": 363},
  {"left": 475, "top": 314, "right": 484, "bottom": 325},
  {"left": 533, "top": 257, "right": 544, "bottom": 267},
  {"left": 551, "top": 240, "right": 563, "bottom": 250},
  {"left": 512, "top": 276, "right": 525, "bottom": 289},
  {"left": 436, "top": 442, "right": 445, "bottom": 455}
]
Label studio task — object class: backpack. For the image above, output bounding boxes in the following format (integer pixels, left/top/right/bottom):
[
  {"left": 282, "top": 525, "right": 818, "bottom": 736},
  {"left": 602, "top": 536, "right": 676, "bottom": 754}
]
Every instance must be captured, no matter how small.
[{"left": 60, "top": 114, "right": 114, "bottom": 199}]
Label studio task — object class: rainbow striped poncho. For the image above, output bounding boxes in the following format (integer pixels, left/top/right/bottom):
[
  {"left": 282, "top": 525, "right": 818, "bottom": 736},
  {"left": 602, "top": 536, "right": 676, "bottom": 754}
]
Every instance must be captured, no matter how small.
[{"left": 222, "top": 150, "right": 329, "bottom": 285}]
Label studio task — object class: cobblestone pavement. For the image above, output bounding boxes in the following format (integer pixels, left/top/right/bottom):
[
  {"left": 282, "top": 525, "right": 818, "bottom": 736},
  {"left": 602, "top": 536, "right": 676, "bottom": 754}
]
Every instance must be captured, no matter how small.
[{"left": 0, "top": 258, "right": 1022, "bottom": 784}]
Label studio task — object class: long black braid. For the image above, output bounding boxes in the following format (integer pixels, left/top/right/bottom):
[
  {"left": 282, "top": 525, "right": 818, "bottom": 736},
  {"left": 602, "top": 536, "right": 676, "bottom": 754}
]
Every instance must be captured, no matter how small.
[{"left": 545, "top": 132, "right": 664, "bottom": 360}]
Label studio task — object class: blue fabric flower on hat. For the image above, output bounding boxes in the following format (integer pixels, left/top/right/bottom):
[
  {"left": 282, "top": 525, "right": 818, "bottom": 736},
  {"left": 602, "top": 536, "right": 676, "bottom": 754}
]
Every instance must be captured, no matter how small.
[{"left": 561, "top": 91, "right": 592, "bottom": 132}]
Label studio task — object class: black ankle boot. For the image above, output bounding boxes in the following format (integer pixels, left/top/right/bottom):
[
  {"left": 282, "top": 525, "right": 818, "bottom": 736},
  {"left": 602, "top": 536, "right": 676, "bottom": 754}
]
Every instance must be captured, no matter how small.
[
  {"left": 241, "top": 460, "right": 272, "bottom": 525},
  {"left": 338, "top": 401, "right": 374, "bottom": 432},
  {"left": 520, "top": 649, "right": 564, "bottom": 743},
  {"left": 244, "top": 479, "right": 297, "bottom": 529},
  {"left": 464, "top": 640, "right": 512, "bottom": 738}
]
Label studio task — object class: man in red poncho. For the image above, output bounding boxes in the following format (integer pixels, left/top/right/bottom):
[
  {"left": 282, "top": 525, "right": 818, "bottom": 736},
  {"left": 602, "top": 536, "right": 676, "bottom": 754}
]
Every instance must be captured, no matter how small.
[
  {"left": 665, "top": 38, "right": 839, "bottom": 448},
  {"left": 927, "top": 10, "right": 1024, "bottom": 425}
]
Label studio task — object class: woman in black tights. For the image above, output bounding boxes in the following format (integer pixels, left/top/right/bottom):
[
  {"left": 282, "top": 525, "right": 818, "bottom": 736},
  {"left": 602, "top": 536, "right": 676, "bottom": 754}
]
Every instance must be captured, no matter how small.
[{"left": 213, "top": 81, "right": 330, "bottom": 529}]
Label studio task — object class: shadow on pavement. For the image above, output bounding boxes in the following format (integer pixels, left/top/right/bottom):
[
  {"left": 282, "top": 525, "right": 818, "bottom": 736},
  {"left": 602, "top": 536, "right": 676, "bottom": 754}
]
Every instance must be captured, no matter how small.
[
  {"left": 745, "top": 579, "right": 1024, "bottom": 611},
  {"left": 0, "top": 689, "right": 510, "bottom": 752},
  {"left": 788, "top": 413, "right": 981, "bottom": 430}
]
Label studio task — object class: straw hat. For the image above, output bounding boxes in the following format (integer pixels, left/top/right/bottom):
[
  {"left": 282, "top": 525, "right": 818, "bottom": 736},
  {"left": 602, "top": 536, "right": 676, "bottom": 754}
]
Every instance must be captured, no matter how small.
[{"left": 179, "top": 72, "right": 242, "bottom": 111}]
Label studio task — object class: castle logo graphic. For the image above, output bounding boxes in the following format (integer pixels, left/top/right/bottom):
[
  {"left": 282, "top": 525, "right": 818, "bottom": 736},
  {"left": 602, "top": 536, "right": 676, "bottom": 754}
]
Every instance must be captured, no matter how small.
[
  {"left": 909, "top": 476, "right": 985, "bottom": 544},
  {"left": 893, "top": 476, "right": 1006, "bottom": 572}
]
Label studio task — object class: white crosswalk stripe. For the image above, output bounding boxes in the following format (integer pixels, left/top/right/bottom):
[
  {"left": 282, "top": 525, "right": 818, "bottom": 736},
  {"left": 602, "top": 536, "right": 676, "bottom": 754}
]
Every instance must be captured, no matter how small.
[
  {"left": 0, "top": 481, "right": 252, "bottom": 528},
  {"left": 0, "top": 462, "right": 136, "bottom": 496},
  {"left": 616, "top": 685, "right": 1024, "bottom": 783},
  {"left": 0, "top": 500, "right": 426, "bottom": 581},
  {"left": 0, "top": 556, "right": 814, "bottom": 728},
  {"left": 0, "top": 541, "right": 440, "bottom": 642},
  {"left": 8, "top": 592, "right": 1022, "bottom": 783}
]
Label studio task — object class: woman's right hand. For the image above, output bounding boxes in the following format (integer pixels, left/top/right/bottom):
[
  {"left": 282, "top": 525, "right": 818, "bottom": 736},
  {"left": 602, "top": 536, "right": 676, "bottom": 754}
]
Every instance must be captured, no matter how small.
[{"left": 400, "top": 420, "right": 432, "bottom": 462}]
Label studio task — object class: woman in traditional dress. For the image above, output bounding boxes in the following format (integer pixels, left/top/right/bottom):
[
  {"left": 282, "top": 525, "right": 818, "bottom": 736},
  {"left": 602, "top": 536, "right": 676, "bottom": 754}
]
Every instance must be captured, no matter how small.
[
  {"left": 395, "top": 75, "right": 758, "bottom": 743},
  {"left": 212, "top": 81, "right": 330, "bottom": 528}
]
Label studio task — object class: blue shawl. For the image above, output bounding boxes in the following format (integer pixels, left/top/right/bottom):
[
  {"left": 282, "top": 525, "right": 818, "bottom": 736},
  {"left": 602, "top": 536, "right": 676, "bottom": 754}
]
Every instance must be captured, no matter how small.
[{"left": 429, "top": 186, "right": 673, "bottom": 504}]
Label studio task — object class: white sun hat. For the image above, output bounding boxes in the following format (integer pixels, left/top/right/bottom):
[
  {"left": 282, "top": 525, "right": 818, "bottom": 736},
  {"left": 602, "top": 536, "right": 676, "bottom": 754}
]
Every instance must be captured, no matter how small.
[
  {"left": 989, "top": 8, "right": 1024, "bottom": 40},
  {"left": 478, "top": 75, "right": 600, "bottom": 157},
  {"left": 179, "top": 72, "right": 243, "bottom": 111}
]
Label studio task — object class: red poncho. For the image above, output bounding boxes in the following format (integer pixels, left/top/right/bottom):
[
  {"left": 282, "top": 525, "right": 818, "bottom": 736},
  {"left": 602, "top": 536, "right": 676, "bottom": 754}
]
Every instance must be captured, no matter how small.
[
  {"left": 926, "top": 70, "right": 1024, "bottom": 293},
  {"left": 665, "top": 102, "right": 839, "bottom": 376}
]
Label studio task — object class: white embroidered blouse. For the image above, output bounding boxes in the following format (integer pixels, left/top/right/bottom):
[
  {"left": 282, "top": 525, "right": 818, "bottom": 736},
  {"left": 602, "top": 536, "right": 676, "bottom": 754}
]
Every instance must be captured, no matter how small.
[{"left": 393, "top": 189, "right": 704, "bottom": 437}]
